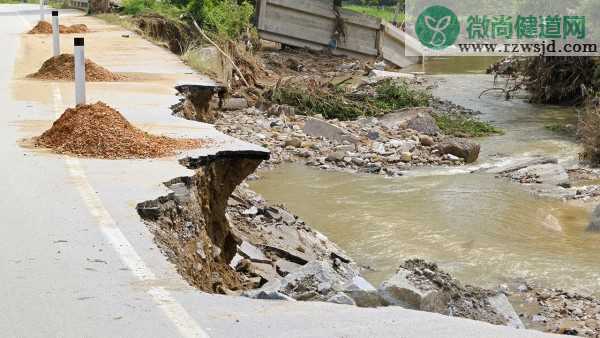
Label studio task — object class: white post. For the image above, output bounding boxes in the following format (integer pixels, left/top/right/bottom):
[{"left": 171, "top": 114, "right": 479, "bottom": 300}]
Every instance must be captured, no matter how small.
[
  {"left": 52, "top": 11, "right": 60, "bottom": 57},
  {"left": 74, "top": 37, "right": 86, "bottom": 106},
  {"left": 39, "top": 0, "right": 44, "bottom": 21}
]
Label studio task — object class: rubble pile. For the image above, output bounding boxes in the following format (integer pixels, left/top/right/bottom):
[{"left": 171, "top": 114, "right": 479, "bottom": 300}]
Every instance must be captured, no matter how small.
[
  {"left": 511, "top": 283, "right": 600, "bottom": 337},
  {"left": 28, "top": 54, "right": 124, "bottom": 82},
  {"left": 28, "top": 20, "right": 89, "bottom": 34},
  {"left": 215, "top": 103, "right": 481, "bottom": 176},
  {"left": 35, "top": 101, "right": 201, "bottom": 159}
]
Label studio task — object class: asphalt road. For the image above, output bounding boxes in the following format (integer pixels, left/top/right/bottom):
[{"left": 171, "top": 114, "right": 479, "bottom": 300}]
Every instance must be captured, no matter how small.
[{"left": 0, "top": 4, "right": 559, "bottom": 338}]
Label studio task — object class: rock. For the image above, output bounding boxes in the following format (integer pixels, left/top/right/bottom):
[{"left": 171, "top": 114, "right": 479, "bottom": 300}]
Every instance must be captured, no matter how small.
[
  {"left": 371, "top": 142, "right": 387, "bottom": 155},
  {"left": 378, "top": 269, "right": 449, "bottom": 313},
  {"left": 239, "top": 241, "right": 269, "bottom": 263},
  {"left": 367, "top": 130, "right": 380, "bottom": 140},
  {"left": 587, "top": 204, "right": 600, "bottom": 232},
  {"left": 284, "top": 138, "right": 302, "bottom": 148},
  {"left": 401, "top": 152, "right": 412, "bottom": 162},
  {"left": 486, "top": 294, "right": 526, "bottom": 329},
  {"left": 388, "top": 139, "right": 417, "bottom": 153},
  {"left": 368, "top": 69, "right": 415, "bottom": 81},
  {"left": 379, "top": 107, "right": 434, "bottom": 130},
  {"left": 445, "top": 154, "right": 461, "bottom": 161},
  {"left": 327, "top": 292, "right": 356, "bottom": 305},
  {"left": 419, "top": 135, "right": 435, "bottom": 146},
  {"left": 326, "top": 151, "right": 346, "bottom": 163},
  {"left": 303, "top": 117, "right": 359, "bottom": 144},
  {"left": 221, "top": 97, "right": 248, "bottom": 111},
  {"left": 438, "top": 138, "right": 481, "bottom": 163},
  {"left": 242, "top": 206, "right": 259, "bottom": 216},
  {"left": 407, "top": 113, "right": 440, "bottom": 136}
]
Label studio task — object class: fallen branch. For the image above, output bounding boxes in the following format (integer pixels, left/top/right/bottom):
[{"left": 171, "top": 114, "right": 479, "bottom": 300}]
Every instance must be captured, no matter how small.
[{"left": 189, "top": 18, "right": 250, "bottom": 88}]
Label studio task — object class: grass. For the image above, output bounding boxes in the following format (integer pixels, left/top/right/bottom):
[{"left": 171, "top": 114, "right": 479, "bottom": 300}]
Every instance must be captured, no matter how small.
[
  {"left": 271, "top": 80, "right": 431, "bottom": 121},
  {"left": 343, "top": 5, "right": 403, "bottom": 22},
  {"left": 433, "top": 113, "right": 503, "bottom": 137}
]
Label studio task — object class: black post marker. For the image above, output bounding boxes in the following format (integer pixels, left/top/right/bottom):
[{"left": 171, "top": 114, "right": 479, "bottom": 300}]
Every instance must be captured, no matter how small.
[
  {"left": 74, "top": 38, "right": 85, "bottom": 105},
  {"left": 52, "top": 11, "right": 59, "bottom": 57}
]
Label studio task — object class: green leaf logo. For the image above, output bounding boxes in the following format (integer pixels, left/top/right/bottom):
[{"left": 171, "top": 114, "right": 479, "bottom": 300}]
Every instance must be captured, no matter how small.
[{"left": 416, "top": 6, "right": 460, "bottom": 50}]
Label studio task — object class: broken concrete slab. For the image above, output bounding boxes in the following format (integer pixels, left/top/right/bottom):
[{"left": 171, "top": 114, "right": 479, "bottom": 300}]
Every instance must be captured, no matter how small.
[
  {"left": 511, "top": 163, "right": 570, "bottom": 187},
  {"left": 303, "top": 117, "right": 359, "bottom": 144},
  {"left": 239, "top": 241, "right": 270, "bottom": 263},
  {"left": 328, "top": 292, "right": 356, "bottom": 305},
  {"left": 483, "top": 157, "right": 558, "bottom": 175},
  {"left": 378, "top": 269, "right": 448, "bottom": 312},
  {"left": 487, "top": 294, "right": 526, "bottom": 329},
  {"left": 368, "top": 69, "right": 415, "bottom": 82}
]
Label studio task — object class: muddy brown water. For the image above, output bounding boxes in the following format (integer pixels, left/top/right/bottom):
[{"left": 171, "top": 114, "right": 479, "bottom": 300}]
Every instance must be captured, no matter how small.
[{"left": 250, "top": 57, "right": 600, "bottom": 296}]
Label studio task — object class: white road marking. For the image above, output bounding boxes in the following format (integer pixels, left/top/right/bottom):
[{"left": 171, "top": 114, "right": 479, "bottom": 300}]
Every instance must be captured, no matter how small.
[{"left": 38, "top": 34, "right": 210, "bottom": 338}]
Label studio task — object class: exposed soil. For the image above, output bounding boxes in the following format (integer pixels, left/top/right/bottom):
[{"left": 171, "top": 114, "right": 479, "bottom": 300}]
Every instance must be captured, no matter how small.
[
  {"left": 132, "top": 13, "right": 193, "bottom": 55},
  {"left": 35, "top": 102, "right": 201, "bottom": 159},
  {"left": 28, "top": 54, "right": 125, "bottom": 82},
  {"left": 28, "top": 20, "right": 89, "bottom": 34}
]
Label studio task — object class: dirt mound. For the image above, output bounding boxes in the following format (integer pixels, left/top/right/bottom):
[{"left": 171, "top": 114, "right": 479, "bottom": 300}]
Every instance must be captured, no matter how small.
[
  {"left": 28, "top": 54, "right": 124, "bottom": 82},
  {"left": 35, "top": 102, "right": 201, "bottom": 159},
  {"left": 27, "top": 21, "right": 89, "bottom": 34}
]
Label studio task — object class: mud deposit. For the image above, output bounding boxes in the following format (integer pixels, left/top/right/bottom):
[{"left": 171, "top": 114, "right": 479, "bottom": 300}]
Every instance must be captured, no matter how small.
[
  {"left": 28, "top": 54, "right": 125, "bottom": 82},
  {"left": 35, "top": 102, "right": 201, "bottom": 159}
]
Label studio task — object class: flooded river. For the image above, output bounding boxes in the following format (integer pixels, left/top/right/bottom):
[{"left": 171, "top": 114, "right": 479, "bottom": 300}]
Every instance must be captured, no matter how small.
[{"left": 250, "top": 58, "right": 600, "bottom": 295}]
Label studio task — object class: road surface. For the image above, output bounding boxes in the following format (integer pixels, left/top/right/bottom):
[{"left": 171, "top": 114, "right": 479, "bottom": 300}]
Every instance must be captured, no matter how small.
[{"left": 0, "top": 4, "right": 558, "bottom": 338}]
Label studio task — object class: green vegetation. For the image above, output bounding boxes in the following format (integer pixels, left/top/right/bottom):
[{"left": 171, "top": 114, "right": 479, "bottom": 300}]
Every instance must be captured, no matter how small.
[
  {"left": 372, "top": 79, "right": 430, "bottom": 110},
  {"left": 118, "top": 0, "right": 253, "bottom": 40},
  {"left": 343, "top": 5, "right": 402, "bottom": 22},
  {"left": 433, "top": 113, "right": 503, "bottom": 137},
  {"left": 121, "top": 0, "right": 185, "bottom": 19},
  {"left": 271, "top": 80, "right": 430, "bottom": 120}
]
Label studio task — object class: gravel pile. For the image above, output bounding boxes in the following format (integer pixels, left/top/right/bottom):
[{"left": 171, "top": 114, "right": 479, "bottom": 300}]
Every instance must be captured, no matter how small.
[
  {"left": 28, "top": 54, "right": 124, "bottom": 82},
  {"left": 36, "top": 102, "right": 201, "bottom": 159},
  {"left": 27, "top": 21, "right": 89, "bottom": 34}
]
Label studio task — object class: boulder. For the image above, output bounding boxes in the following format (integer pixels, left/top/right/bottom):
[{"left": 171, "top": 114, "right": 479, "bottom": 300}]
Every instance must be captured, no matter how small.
[
  {"left": 438, "top": 138, "right": 481, "bottom": 163},
  {"left": 303, "top": 118, "right": 359, "bottom": 144},
  {"left": 419, "top": 135, "right": 435, "bottom": 147},
  {"left": 587, "top": 204, "right": 600, "bottom": 232},
  {"left": 378, "top": 269, "right": 449, "bottom": 313},
  {"left": 379, "top": 107, "right": 440, "bottom": 135}
]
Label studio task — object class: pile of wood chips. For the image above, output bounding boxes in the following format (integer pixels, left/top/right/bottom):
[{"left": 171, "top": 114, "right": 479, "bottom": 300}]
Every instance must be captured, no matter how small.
[{"left": 35, "top": 102, "right": 202, "bottom": 159}]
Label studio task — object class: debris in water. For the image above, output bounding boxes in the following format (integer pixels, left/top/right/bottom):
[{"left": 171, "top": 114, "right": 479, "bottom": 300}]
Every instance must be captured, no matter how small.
[
  {"left": 27, "top": 20, "right": 89, "bottom": 34},
  {"left": 34, "top": 102, "right": 202, "bottom": 159},
  {"left": 28, "top": 54, "right": 124, "bottom": 82}
]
